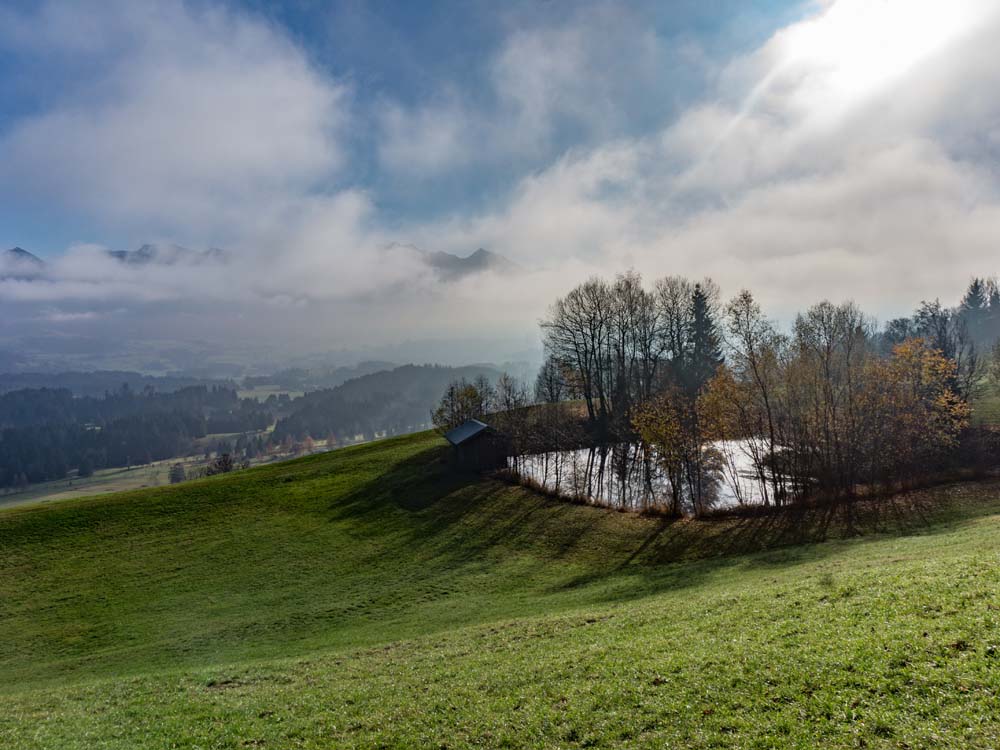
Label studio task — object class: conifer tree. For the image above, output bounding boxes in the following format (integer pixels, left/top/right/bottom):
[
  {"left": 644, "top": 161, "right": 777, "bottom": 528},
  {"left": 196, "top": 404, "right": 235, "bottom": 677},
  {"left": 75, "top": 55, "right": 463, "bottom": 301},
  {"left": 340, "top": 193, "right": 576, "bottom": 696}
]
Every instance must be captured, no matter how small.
[
  {"left": 961, "top": 277, "right": 987, "bottom": 314},
  {"left": 686, "top": 283, "right": 724, "bottom": 392},
  {"left": 960, "top": 278, "right": 989, "bottom": 343}
]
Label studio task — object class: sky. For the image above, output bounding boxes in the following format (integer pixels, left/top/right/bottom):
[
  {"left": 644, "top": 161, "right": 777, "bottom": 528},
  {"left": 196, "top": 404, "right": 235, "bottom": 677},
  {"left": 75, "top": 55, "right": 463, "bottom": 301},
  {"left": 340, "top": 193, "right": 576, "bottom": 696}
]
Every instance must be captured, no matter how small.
[{"left": 2, "top": 0, "right": 1000, "bottom": 373}]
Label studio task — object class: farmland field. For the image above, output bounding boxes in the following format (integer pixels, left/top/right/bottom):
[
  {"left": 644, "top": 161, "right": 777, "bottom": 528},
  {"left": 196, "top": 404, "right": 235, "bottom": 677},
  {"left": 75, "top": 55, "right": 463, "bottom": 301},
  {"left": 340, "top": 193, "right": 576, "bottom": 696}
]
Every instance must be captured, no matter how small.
[{"left": 0, "top": 459, "right": 191, "bottom": 510}]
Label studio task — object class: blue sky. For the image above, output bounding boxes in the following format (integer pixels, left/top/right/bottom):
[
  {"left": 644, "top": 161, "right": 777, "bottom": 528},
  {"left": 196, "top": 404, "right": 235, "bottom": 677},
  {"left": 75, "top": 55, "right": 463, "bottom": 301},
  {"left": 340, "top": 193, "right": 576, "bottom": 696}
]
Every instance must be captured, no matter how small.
[{"left": 2, "top": 0, "right": 1000, "bottom": 369}]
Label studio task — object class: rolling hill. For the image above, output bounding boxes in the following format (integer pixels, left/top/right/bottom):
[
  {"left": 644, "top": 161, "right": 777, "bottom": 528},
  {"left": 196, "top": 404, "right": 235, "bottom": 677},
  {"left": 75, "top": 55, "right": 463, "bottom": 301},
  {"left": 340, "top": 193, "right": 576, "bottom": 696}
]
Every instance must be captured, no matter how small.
[{"left": 3, "top": 431, "right": 1000, "bottom": 747}]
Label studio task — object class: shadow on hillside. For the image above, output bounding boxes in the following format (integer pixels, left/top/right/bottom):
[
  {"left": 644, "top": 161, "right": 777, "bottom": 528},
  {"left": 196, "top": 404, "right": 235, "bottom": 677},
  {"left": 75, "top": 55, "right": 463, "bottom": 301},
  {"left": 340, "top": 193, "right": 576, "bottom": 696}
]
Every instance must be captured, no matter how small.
[
  {"left": 327, "top": 444, "right": 478, "bottom": 515},
  {"left": 630, "top": 493, "right": 937, "bottom": 563},
  {"left": 328, "top": 445, "right": 998, "bottom": 601}
]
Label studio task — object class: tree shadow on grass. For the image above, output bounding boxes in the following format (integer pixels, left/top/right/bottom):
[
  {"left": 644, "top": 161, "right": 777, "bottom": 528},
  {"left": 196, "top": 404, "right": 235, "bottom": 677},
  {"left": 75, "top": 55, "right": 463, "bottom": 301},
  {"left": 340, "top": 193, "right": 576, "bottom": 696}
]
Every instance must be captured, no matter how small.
[
  {"left": 326, "top": 444, "right": 1000, "bottom": 605},
  {"left": 326, "top": 444, "right": 474, "bottom": 515}
]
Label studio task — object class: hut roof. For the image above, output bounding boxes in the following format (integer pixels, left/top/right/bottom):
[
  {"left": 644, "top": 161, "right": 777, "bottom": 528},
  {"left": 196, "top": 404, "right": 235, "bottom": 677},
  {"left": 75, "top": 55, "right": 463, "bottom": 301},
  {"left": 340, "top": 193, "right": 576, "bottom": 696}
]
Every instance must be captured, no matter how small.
[{"left": 444, "top": 418, "right": 490, "bottom": 446}]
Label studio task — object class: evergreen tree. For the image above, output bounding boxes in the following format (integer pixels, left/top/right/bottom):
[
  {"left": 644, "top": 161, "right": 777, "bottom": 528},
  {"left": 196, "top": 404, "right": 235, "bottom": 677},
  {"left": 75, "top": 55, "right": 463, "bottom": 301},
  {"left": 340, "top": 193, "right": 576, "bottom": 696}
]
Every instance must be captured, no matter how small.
[
  {"left": 686, "top": 283, "right": 724, "bottom": 392},
  {"left": 960, "top": 278, "right": 990, "bottom": 343},
  {"left": 961, "top": 277, "right": 988, "bottom": 313}
]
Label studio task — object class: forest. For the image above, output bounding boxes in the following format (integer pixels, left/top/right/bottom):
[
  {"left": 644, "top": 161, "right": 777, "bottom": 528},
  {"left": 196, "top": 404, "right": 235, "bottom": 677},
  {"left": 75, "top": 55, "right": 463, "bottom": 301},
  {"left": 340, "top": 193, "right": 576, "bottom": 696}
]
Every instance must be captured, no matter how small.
[
  {"left": 0, "top": 385, "right": 271, "bottom": 488},
  {"left": 0, "top": 364, "right": 507, "bottom": 490}
]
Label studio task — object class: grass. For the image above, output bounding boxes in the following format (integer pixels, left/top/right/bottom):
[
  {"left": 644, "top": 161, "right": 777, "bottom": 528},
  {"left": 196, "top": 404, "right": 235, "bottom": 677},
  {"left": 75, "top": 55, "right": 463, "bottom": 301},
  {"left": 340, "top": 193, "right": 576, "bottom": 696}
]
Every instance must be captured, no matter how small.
[{"left": 3, "top": 431, "right": 1000, "bottom": 747}]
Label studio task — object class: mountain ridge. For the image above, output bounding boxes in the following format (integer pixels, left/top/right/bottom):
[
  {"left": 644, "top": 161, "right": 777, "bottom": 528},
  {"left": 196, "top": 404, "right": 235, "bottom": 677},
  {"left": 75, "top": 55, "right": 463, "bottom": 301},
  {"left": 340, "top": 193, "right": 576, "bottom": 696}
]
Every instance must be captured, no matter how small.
[
  {"left": 387, "top": 242, "right": 521, "bottom": 280},
  {"left": 1, "top": 247, "right": 45, "bottom": 280}
]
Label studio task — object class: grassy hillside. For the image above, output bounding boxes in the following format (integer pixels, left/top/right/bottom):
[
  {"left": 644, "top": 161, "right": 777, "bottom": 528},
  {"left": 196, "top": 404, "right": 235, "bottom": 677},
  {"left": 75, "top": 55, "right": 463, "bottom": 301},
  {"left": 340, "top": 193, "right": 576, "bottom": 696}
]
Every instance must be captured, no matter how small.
[{"left": 3, "top": 432, "right": 1000, "bottom": 747}]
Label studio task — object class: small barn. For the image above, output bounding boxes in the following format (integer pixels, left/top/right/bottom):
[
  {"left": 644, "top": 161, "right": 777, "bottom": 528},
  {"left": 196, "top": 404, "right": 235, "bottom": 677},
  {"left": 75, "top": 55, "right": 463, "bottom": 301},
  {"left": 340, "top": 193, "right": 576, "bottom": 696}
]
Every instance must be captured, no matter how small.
[{"left": 443, "top": 419, "right": 510, "bottom": 472}]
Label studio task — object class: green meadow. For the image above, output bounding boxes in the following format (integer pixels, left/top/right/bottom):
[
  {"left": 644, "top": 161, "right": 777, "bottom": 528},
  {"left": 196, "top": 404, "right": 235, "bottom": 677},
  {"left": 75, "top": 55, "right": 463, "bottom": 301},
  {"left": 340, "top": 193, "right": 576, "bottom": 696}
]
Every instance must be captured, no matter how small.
[{"left": 3, "top": 431, "right": 1000, "bottom": 748}]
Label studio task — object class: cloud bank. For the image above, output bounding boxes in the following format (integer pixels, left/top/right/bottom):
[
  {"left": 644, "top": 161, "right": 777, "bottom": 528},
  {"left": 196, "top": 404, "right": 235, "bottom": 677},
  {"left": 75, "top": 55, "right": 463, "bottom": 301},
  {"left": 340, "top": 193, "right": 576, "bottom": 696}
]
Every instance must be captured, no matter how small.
[{"left": 3, "top": 0, "right": 1000, "bottom": 370}]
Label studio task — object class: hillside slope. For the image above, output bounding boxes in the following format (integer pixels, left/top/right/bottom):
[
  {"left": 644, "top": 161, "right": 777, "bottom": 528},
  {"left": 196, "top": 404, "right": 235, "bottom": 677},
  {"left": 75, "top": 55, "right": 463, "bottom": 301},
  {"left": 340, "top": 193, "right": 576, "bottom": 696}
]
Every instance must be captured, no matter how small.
[{"left": 3, "top": 432, "right": 1000, "bottom": 747}]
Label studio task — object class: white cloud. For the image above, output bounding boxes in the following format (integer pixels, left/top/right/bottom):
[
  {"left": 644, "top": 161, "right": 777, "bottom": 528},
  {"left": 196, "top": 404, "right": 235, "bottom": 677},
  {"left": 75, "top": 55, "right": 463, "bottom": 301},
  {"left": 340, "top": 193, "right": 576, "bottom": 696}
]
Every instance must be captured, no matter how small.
[
  {"left": 7, "top": 0, "right": 1000, "bottom": 366},
  {"left": 0, "top": 0, "right": 349, "bottom": 241},
  {"left": 408, "top": 0, "right": 1000, "bottom": 324},
  {"left": 376, "top": 97, "right": 474, "bottom": 174},
  {"left": 376, "top": 4, "right": 676, "bottom": 174}
]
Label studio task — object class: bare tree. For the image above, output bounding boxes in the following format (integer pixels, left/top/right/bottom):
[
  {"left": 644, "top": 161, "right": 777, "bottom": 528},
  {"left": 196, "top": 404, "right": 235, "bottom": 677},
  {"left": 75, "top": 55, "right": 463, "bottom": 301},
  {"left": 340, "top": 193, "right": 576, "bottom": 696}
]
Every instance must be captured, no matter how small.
[
  {"left": 495, "top": 372, "right": 529, "bottom": 414},
  {"left": 654, "top": 276, "right": 694, "bottom": 378},
  {"left": 724, "top": 290, "right": 787, "bottom": 505},
  {"left": 541, "top": 277, "right": 613, "bottom": 428},
  {"left": 913, "top": 300, "right": 985, "bottom": 400},
  {"left": 534, "top": 354, "right": 568, "bottom": 404}
]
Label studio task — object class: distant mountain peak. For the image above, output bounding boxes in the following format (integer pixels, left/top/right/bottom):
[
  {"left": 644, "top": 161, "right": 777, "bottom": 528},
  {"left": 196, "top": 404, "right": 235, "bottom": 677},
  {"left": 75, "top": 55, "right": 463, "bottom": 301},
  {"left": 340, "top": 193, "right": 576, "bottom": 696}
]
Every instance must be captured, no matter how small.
[
  {"left": 1, "top": 247, "right": 45, "bottom": 280},
  {"left": 388, "top": 243, "right": 520, "bottom": 281},
  {"left": 4, "top": 247, "right": 44, "bottom": 265}
]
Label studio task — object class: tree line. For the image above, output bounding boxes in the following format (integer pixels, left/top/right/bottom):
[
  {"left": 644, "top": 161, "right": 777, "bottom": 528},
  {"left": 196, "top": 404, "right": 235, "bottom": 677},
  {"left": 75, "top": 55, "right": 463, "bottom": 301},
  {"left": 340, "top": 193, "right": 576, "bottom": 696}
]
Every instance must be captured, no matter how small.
[
  {"left": 539, "top": 272, "right": 723, "bottom": 438},
  {"left": 635, "top": 295, "right": 971, "bottom": 514},
  {"left": 0, "top": 384, "right": 271, "bottom": 431},
  {"left": 915, "top": 276, "right": 1000, "bottom": 351},
  {"left": 434, "top": 272, "right": 995, "bottom": 516},
  {"left": 1, "top": 364, "right": 512, "bottom": 490},
  {"left": 556, "top": 275, "right": 984, "bottom": 513}
]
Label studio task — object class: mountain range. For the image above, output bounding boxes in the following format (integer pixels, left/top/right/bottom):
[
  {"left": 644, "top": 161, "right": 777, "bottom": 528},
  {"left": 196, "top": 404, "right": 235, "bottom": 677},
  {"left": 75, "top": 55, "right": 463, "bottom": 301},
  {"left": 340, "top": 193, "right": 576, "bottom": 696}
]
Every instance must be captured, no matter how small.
[{"left": 4, "top": 242, "right": 520, "bottom": 281}]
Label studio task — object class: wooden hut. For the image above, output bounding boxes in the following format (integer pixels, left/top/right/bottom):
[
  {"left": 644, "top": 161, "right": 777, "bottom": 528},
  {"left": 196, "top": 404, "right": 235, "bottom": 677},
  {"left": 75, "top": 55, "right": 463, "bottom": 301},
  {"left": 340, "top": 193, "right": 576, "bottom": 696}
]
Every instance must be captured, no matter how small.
[{"left": 444, "top": 419, "right": 509, "bottom": 471}]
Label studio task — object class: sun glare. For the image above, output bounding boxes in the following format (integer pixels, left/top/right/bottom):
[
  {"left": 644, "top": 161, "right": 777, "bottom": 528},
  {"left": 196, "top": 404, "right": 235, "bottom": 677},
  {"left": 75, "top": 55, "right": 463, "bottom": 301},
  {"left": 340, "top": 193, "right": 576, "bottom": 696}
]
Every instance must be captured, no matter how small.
[{"left": 779, "top": 0, "right": 987, "bottom": 117}]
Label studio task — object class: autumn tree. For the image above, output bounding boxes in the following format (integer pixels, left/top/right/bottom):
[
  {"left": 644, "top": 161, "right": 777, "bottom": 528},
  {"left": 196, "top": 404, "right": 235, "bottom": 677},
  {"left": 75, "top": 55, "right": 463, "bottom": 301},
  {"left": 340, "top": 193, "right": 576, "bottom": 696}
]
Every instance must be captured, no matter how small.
[
  {"left": 866, "top": 339, "right": 970, "bottom": 485},
  {"left": 633, "top": 385, "right": 710, "bottom": 515}
]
